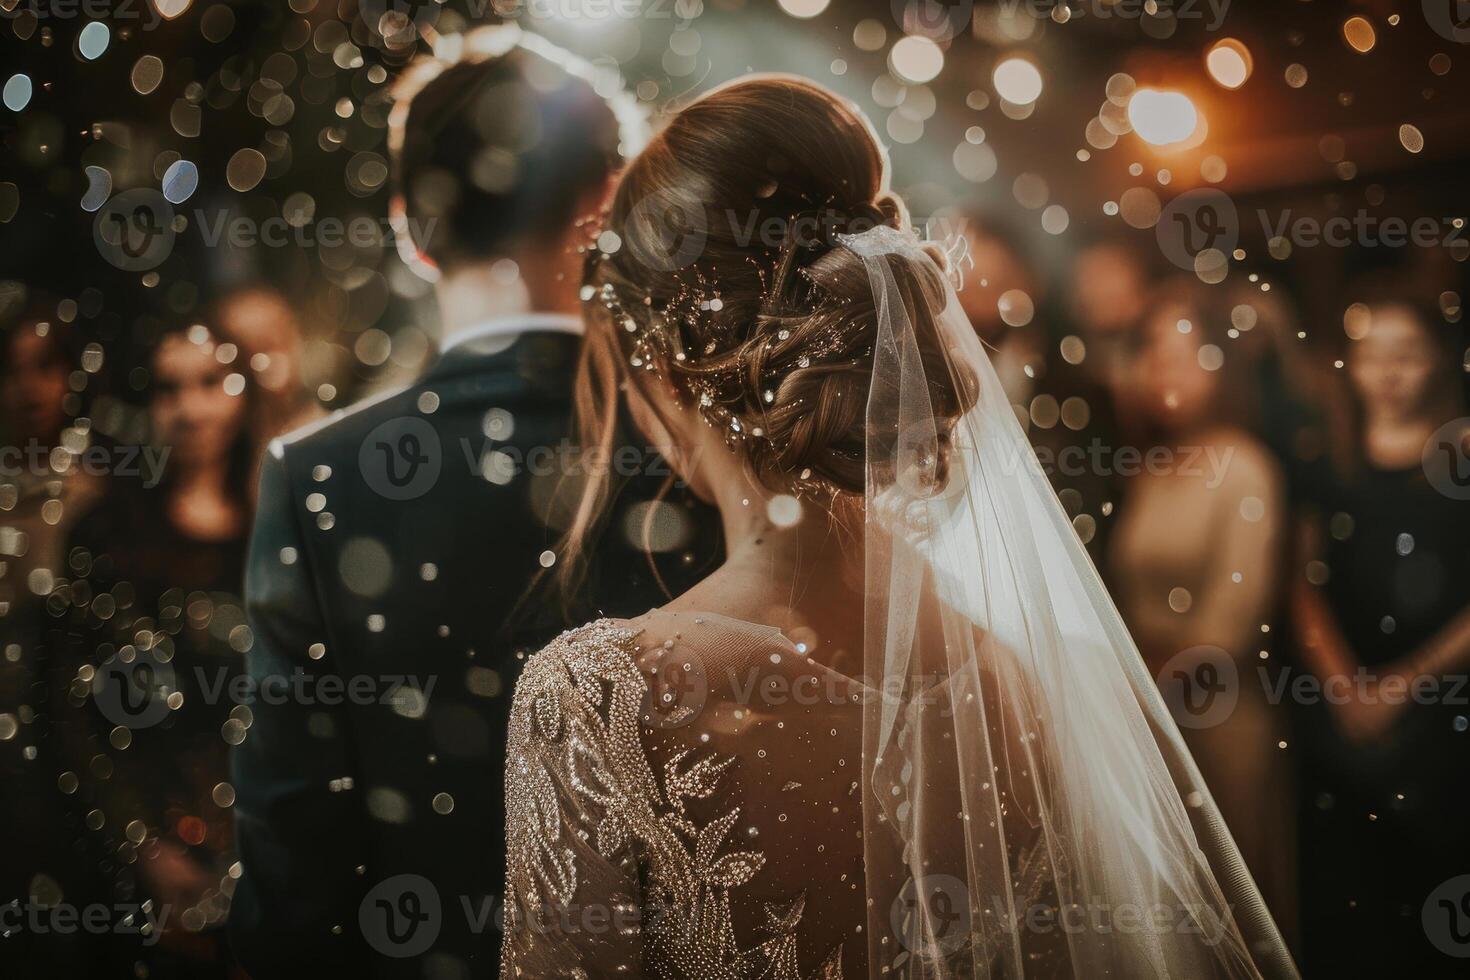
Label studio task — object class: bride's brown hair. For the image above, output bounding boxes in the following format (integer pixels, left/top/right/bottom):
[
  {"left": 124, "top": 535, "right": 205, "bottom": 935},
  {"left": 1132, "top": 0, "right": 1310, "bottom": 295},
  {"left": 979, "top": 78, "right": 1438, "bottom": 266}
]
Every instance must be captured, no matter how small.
[{"left": 558, "top": 76, "right": 965, "bottom": 598}]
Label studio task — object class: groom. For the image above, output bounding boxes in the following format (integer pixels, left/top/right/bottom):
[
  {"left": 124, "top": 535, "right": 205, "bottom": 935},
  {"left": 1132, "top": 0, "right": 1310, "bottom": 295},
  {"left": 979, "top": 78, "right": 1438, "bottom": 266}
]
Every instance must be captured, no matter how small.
[{"left": 229, "top": 30, "right": 714, "bottom": 978}]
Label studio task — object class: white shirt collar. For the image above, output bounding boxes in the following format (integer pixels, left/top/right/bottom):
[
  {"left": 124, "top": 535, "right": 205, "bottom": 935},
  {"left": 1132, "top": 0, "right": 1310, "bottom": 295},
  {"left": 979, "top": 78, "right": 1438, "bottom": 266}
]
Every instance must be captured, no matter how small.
[{"left": 441, "top": 313, "right": 584, "bottom": 351}]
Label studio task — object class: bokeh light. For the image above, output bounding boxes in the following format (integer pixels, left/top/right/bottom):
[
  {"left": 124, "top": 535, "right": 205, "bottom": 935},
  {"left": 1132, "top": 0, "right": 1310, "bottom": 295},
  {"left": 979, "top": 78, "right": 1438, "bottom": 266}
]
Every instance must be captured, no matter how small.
[
  {"left": 1127, "top": 89, "right": 1200, "bottom": 146},
  {"left": 890, "top": 35, "right": 944, "bottom": 84},
  {"left": 76, "top": 21, "right": 110, "bottom": 61},
  {"left": 150, "top": 0, "right": 192, "bottom": 17},
  {"left": 778, "top": 0, "right": 831, "bottom": 18},
  {"left": 1399, "top": 123, "right": 1425, "bottom": 154},
  {"left": 993, "top": 57, "right": 1043, "bottom": 105},
  {"left": 2, "top": 74, "right": 32, "bottom": 112},
  {"left": 1342, "top": 16, "right": 1377, "bottom": 53},
  {"left": 1206, "top": 39, "right": 1253, "bottom": 89}
]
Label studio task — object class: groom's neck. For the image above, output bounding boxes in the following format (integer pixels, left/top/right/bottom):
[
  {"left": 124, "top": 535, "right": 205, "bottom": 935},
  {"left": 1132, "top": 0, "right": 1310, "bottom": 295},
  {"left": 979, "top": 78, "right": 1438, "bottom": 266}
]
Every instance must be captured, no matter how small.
[{"left": 435, "top": 247, "right": 582, "bottom": 338}]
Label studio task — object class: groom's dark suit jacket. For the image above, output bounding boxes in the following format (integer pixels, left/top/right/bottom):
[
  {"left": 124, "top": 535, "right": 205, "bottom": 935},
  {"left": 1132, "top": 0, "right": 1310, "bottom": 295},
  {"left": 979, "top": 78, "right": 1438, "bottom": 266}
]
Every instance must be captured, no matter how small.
[{"left": 229, "top": 325, "right": 716, "bottom": 978}]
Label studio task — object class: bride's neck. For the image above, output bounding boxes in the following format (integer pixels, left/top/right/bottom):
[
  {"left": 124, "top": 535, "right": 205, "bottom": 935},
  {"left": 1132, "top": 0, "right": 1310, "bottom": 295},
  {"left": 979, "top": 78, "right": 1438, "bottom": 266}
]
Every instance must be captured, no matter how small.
[
  {"left": 670, "top": 466, "right": 864, "bottom": 665},
  {"left": 721, "top": 500, "right": 857, "bottom": 580},
  {"left": 707, "top": 462, "right": 855, "bottom": 572}
]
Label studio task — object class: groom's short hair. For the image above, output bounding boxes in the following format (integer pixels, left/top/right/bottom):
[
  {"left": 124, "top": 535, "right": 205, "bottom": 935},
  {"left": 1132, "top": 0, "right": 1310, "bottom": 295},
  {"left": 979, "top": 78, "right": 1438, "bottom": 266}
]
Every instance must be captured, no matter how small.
[{"left": 390, "top": 28, "right": 638, "bottom": 270}]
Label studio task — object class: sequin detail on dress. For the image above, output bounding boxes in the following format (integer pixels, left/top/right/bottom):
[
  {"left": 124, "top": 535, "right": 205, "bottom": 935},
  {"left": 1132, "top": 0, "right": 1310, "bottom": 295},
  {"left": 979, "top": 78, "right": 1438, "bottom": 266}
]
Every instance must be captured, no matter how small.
[{"left": 501, "top": 620, "right": 846, "bottom": 980}]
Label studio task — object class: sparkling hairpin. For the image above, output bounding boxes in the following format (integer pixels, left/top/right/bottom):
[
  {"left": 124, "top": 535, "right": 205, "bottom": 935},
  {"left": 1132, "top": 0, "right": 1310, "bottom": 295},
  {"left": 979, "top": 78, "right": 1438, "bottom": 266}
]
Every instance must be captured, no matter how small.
[
  {"left": 589, "top": 271, "right": 757, "bottom": 451},
  {"left": 585, "top": 229, "right": 864, "bottom": 500}
]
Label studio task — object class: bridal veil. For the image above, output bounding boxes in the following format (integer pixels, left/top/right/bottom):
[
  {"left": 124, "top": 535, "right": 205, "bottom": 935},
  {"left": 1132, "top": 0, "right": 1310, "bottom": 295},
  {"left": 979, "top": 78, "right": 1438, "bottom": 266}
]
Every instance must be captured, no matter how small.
[{"left": 847, "top": 223, "right": 1297, "bottom": 979}]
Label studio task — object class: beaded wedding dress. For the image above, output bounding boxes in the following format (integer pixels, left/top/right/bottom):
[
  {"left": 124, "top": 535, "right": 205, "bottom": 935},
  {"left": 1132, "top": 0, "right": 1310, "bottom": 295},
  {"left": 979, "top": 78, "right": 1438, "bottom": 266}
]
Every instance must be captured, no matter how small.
[
  {"left": 502, "top": 611, "right": 868, "bottom": 978},
  {"left": 499, "top": 227, "right": 1298, "bottom": 979}
]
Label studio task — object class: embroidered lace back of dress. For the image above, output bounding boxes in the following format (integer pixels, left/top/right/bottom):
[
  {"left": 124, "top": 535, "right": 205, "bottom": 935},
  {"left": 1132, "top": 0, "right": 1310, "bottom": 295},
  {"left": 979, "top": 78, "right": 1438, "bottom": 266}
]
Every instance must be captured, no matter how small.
[{"left": 502, "top": 610, "right": 879, "bottom": 980}]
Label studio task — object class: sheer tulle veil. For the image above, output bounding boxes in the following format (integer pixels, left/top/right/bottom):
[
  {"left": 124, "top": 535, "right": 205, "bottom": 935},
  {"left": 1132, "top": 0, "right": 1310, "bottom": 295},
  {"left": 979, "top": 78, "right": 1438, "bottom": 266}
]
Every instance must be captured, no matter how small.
[{"left": 845, "top": 224, "right": 1298, "bottom": 979}]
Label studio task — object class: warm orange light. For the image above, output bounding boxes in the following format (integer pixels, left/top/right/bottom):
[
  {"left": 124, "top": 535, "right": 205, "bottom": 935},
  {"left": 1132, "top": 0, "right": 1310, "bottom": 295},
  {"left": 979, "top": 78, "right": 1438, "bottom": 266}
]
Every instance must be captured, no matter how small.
[
  {"left": 1205, "top": 38, "right": 1252, "bottom": 89},
  {"left": 1343, "top": 16, "right": 1376, "bottom": 53}
]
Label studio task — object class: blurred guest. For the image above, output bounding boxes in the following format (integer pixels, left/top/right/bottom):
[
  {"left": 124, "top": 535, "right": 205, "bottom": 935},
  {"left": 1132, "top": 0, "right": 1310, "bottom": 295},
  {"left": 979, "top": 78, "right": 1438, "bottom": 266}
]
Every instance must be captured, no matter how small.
[
  {"left": 1108, "top": 277, "right": 1297, "bottom": 934},
  {"left": 1219, "top": 281, "right": 1336, "bottom": 496},
  {"left": 954, "top": 212, "right": 1048, "bottom": 405},
  {"left": 0, "top": 301, "right": 111, "bottom": 977},
  {"left": 1292, "top": 295, "right": 1470, "bottom": 977},
  {"left": 0, "top": 304, "right": 103, "bottom": 621},
  {"left": 52, "top": 325, "right": 254, "bottom": 978},
  {"left": 955, "top": 216, "right": 1124, "bottom": 558},
  {"left": 210, "top": 285, "right": 325, "bottom": 467},
  {"left": 68, "top": 326, "right": 254, "bottom": 582},
  {"left": 1068, "top": 236, "right": 1152, "bottom": 399}
]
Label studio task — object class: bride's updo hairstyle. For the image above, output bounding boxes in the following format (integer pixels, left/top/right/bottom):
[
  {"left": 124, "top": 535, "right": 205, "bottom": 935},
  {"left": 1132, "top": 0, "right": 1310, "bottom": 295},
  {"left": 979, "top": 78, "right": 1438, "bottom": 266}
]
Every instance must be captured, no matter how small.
[{"left": 561, "top": 76, "right": 965, "bottom": 594}]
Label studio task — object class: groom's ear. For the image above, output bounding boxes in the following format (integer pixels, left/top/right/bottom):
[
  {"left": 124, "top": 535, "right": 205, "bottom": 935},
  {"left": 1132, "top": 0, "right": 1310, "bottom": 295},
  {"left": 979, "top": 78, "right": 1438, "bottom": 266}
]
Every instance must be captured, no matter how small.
[
  {"left": 388, "top": 193, "right": 439, "bottom": 278},
  {"left": 592, "top": 172, "right": 619, "bottom": 213},
  {"left": 558, "top": 176, "right": 617, "bottom": 262}
]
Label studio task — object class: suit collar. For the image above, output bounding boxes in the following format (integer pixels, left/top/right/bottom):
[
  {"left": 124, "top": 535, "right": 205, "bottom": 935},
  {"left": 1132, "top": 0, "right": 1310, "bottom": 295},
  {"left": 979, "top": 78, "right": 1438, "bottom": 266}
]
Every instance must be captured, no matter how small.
[
  {"left": 427, "top": 328, "right": 582, "bottom": 385},
  {"left": 441, "top": 313, "right": 583, "bottom": 351}
]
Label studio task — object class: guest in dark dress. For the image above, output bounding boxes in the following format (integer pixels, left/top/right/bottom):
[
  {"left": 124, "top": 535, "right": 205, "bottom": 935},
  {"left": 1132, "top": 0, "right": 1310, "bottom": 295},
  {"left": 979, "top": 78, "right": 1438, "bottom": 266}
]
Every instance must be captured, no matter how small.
[
  {"left": 0, "top": 302, "right": 109, "bottom": 978},
  {"left": 1292, "top": 295, "right": 1470, "bottom": 977},
  {"left": 46, "top": 325, "right": 256, "bottom": 978}
]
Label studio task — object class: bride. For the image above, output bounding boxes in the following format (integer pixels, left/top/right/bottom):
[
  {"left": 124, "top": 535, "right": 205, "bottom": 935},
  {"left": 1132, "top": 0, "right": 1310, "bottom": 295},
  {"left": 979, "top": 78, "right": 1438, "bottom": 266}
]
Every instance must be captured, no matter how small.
[{"left": 499, "top": 75, "right": 1298, "bottom": 980}]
